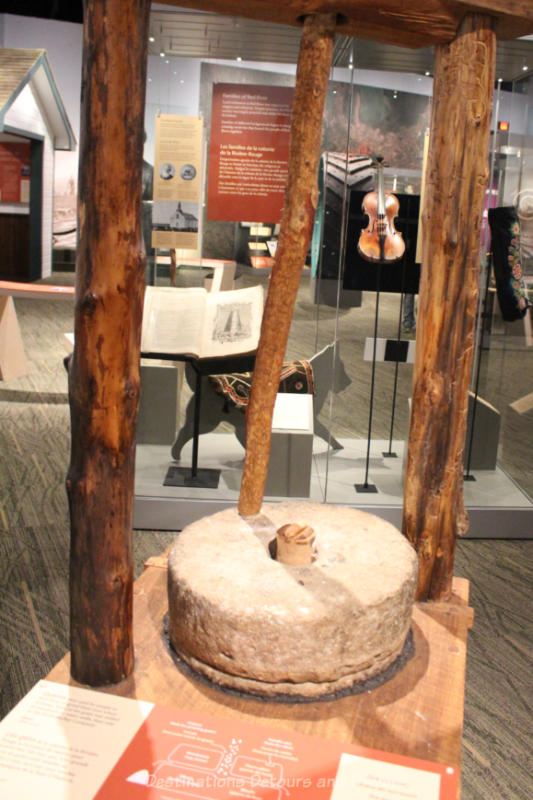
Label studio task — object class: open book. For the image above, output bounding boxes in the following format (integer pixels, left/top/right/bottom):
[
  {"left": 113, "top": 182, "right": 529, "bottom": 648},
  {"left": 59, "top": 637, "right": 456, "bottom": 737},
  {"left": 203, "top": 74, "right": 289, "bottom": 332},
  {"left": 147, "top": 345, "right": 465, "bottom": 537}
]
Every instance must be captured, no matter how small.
[{"left": 141, "top": 284, "right": 264, "bottom": 358}]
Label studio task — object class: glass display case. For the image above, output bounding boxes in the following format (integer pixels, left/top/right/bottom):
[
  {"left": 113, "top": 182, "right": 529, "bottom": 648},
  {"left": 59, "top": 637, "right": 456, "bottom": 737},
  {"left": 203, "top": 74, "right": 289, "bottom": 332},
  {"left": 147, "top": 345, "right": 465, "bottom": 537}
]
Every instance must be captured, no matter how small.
[
  {"left": 466, "top": 74, "right": 533, "bottom": 520},
  {"left": 135, "top": 29, "right": 533, "bottom": 537}
]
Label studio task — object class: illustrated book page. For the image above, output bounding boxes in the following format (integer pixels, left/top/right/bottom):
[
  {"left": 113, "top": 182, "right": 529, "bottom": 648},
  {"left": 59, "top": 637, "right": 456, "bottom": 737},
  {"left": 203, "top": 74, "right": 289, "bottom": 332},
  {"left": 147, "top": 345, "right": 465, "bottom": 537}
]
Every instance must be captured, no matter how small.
[
  {"left": 141, "top": 284, "right": 263, "bottom": 358},
  {"left": 201, "top": 283, "right": 263, "bottom": 358}
]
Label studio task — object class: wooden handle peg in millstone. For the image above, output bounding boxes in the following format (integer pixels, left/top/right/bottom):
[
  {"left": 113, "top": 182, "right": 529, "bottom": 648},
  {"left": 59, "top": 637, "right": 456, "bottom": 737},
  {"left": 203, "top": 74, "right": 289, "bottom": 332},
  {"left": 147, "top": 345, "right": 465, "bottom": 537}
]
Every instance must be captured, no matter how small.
[{"left": 276, "top": 523, "right": 315, "bottom": 566}]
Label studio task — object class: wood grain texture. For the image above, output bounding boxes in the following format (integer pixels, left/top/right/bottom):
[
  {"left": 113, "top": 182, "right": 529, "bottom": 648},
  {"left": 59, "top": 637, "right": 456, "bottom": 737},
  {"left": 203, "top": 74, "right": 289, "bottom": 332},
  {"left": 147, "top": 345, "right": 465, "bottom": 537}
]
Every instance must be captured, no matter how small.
[
  {"left": 47, "top": 563, "right": 473, "bottom": 790},
  {"left": 159, "top": 0, "right": 533, "bottom": 45},
  {"left": 66, "top": 0, "right": 150, "bottom": 686},
  {"left": 238, "top": 13, "right": 335, "bottom": 517},
  {"left": 402, "top": 14, "right": 496, "bottom": 601}
]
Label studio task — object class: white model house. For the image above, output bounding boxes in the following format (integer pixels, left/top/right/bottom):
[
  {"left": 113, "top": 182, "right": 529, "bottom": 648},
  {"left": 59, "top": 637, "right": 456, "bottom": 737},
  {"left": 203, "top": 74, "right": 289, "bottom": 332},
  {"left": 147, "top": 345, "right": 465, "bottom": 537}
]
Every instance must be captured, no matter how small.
[{"left": 0, "top": 48, "right": 75, "bottom": 280}]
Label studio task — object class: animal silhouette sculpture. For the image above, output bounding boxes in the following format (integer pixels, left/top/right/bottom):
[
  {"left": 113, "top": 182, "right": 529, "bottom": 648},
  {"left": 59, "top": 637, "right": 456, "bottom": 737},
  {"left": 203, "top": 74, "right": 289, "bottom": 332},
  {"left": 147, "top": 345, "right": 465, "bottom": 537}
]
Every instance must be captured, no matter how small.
[{"left": 171, "top": 341, "right": 350, "bottom": 461}]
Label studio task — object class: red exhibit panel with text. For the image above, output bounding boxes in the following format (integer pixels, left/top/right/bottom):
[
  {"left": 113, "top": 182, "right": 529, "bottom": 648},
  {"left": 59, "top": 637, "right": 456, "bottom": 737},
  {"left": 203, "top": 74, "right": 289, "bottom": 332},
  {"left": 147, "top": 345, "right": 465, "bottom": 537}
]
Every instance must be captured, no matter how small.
[
  {"left": 0, "top": 141, "right": 30, "bottom": 203},
  {"left": 207, "top": 83, "right": 293, "bottom": 223}
]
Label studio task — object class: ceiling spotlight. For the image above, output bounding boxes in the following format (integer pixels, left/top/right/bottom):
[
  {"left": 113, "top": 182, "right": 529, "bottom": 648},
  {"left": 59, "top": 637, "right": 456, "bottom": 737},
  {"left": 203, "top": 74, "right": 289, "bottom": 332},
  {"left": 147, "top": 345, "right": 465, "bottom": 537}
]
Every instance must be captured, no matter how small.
[
  {"left": 522, "top": 64, "right": 528, "bottom": 71},
  {"left": 236, "top": 56, "right": 242, "bottom": 62},
  {"left": 160, "top": 52, "right": 165, "bottom": 58},
  {"left": 149, "top": 36, "right": 155, "bottom": 43}
]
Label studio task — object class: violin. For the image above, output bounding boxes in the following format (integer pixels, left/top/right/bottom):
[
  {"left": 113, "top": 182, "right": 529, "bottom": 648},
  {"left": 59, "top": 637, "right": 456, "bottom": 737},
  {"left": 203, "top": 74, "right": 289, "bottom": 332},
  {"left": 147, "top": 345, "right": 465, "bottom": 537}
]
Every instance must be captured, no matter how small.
[{"left": 357, "top": 156, "right": 405, "bottom": 263}]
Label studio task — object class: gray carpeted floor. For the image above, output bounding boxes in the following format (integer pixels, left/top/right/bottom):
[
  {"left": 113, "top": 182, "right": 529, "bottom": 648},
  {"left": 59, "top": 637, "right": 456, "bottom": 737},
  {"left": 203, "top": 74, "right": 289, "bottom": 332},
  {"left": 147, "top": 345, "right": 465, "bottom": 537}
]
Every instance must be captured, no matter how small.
[{"left": 0, "top": 272, "right": 531, "bottom": 800}]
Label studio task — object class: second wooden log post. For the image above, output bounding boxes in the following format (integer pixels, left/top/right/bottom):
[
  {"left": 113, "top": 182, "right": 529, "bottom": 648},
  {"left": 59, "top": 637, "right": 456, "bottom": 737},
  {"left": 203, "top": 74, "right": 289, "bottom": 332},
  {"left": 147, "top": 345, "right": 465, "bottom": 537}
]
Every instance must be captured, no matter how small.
[
  {"left": 238, "top": 13, "right": 336, "bottom": 517},
  {"left": 403, "top": 13, "right": 496, "bottom": 600}
]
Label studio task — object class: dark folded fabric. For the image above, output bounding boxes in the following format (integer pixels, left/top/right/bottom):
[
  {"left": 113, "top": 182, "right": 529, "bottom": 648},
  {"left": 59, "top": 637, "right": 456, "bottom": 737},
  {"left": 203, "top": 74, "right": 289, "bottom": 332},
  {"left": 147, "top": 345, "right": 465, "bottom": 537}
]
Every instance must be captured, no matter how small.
[
  {"left": 209, "top": 360, "right": 314, "bottom": 411},
  {"left": 488, "top": 206, "right": 530, "bottom": 322}
]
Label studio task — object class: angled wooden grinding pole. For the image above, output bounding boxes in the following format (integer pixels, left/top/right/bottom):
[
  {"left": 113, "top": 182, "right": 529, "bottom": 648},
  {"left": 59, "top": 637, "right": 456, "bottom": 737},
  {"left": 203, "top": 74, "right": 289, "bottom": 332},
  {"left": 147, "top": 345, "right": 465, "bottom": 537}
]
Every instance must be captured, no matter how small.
[
  {"left": 402, "top": 13, "right": 496, "bottom": 601},
  {"left": 66, "top": 0, "right": 150, "bottom": 685},
  {"left": 238, "top": 12, "right": 336, "bottom": 518}
]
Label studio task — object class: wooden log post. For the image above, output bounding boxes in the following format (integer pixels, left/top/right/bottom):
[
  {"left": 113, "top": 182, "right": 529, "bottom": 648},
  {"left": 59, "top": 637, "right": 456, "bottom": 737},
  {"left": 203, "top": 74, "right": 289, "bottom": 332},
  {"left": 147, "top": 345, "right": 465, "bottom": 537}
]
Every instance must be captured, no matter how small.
[
  {"left": 238, "top": 13, "right": 336, "bottom": 517},
  {"left": 403, "top": 14, "right": 496, "bottom": 601},
  {"left": 66, "top": 0, "right": 150, "bottom": 685}
]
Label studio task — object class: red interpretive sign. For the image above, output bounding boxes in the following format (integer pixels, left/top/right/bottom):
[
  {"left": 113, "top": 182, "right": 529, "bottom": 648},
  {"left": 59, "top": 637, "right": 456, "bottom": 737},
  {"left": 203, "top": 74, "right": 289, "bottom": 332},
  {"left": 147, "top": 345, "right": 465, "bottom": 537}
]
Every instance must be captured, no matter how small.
[
  {"left": 0, "top": 681, "right": 459, "bottom": 800},
  {"left": 0, "top": 142, "right": 30, "bottom": 203},
  {"left": 207, "top": 83, "right": 294, "bottom": 222}
]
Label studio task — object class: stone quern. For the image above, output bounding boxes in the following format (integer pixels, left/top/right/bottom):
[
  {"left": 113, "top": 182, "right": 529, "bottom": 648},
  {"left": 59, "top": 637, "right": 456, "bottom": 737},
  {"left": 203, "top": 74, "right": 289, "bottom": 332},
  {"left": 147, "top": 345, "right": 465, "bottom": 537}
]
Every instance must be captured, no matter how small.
[{"left": 167, "top": 502, "right": 418, "bottom": 699}]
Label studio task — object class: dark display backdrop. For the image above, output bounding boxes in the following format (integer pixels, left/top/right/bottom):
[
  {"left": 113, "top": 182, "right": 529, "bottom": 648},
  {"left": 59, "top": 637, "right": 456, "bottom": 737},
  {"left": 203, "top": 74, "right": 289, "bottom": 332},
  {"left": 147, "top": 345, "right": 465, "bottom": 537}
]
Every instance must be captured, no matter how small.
[
  {"left": 343, "top": 189, "right": 421, "bottom": 294},
  {"left": 312, "top": 81, "right": 428, "bottom": 295},
  {"left": 315, "top": 180, "right": 421, "bottom": 294}
]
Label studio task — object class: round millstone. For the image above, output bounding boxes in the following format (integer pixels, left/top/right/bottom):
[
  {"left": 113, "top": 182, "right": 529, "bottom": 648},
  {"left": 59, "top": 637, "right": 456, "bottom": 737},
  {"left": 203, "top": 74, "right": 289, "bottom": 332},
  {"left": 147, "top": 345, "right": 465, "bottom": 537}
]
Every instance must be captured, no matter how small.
[{"left": 167, "top": 502, "right": 418, "bottom": 699}]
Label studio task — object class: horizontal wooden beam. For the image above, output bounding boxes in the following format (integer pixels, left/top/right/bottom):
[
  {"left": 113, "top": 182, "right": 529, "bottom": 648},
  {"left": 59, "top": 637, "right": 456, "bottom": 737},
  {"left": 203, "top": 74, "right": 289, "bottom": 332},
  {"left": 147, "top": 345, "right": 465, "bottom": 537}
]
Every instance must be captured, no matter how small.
[{"left": 156, "top": 0, "right": 533, "bottom": 46}]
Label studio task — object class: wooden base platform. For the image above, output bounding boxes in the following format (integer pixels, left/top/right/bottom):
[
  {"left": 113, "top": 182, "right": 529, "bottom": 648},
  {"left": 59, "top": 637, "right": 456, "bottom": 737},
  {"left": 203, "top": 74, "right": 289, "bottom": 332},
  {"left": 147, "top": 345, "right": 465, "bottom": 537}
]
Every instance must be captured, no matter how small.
[{"left": 48, "top": 556, "right": 473, "bottom": 796}]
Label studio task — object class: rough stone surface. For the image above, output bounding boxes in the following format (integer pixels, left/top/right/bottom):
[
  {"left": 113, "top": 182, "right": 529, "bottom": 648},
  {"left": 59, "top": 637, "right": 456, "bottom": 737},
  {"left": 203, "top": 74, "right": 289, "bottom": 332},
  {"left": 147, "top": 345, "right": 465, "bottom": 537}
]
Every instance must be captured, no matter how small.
[{"left": 167, "top": 502, "right": 418, "bottom": 698}]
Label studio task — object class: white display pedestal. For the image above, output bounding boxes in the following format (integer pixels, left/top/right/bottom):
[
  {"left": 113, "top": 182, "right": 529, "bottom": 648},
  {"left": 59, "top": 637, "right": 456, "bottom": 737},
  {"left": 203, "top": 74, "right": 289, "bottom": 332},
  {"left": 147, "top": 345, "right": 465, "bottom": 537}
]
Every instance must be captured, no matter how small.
[
  {"left": 137, "top": 361, "right": 180, "bottom": 445},
  {"left": 265, "top": 393, "right": 314, "bottom": 497}
]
